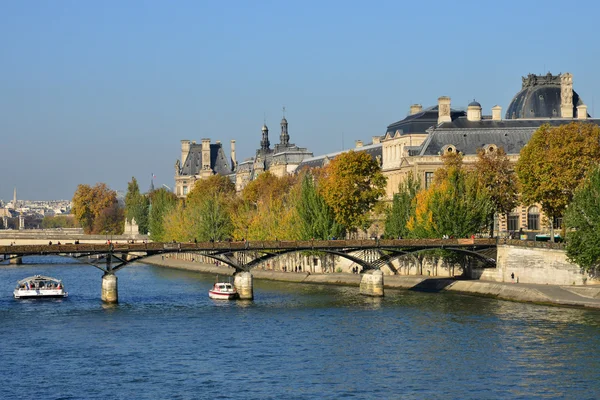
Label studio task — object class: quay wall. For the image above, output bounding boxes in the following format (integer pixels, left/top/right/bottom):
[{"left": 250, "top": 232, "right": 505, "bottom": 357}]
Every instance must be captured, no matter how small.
[
  {"left": 0, "top": 230, "right": 148, "bottom": 245},
  {"left": 484, "top": 245, "right": 600, "bottom": 285}
]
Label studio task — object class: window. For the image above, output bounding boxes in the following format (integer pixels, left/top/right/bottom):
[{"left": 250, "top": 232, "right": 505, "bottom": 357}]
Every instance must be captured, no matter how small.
[
  {"left": 527, "top": 206, "right": 540, "bottom": 230},
  {"left": 425, "top": 172, "right": 434, "bottom": 189},
  {"left": 553, "top": 216, "right": 562, "bottom": 230},
  {"left": 507, "top": 210, "right": 520, "bottom": 232},
  {"left": 183, "top": 186, "right": 188, "bottom": 195}
]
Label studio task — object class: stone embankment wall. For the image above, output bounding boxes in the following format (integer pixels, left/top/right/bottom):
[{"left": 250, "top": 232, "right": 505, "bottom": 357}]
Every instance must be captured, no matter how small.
[{"left": 481, "top": 245, "right": 600, "bottom": 285}]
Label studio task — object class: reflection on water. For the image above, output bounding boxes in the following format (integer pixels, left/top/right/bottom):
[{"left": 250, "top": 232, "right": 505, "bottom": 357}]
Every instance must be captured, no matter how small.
[{"left": 0, "top": 260, "right": 599, "bottom": 399}]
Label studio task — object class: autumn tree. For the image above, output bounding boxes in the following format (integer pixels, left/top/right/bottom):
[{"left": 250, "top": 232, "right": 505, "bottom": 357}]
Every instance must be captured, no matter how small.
[
  {"left": 516, "top": 122, "right": 600, "bottom": 239},
  {"left": 474, "top": 147, "right": 519, "bottom": 236},
  {"left": 231, "top": 172, "right": 300, "bottom": 240},
  {"left": 565, "top": 165, "right": 600, "bottom": 271},
  {"left": 296, "top": 172, "right": 344, "bottom": 240},
  {"left": 125, "top": 177, "right": 150, "bottom": 234},
  {"left": 384, "top": 172, "right": 420, "bottom": 239},
  {"left": 72, "top": 183, "right": 121, "bottom": 234},
  {"left": 408, "top": 155, "right": 492, "bottom": 238},
  {"left": 186, "top": 175, "right": 236, "bottom": 207},
  {"left": 319, "top": 151, "right": 387, "bottom": 234},
  {"left": 148, "top": 188, "right": 178, "bottom": 241}
]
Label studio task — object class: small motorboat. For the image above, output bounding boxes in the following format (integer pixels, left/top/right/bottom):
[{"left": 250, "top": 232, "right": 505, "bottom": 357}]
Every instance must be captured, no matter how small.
[
  {"left": 14, "top": 275, "right": 68, "bottom": 299},
  {"left": 208, "top": 281, "right": 238, "bottom": 300}
]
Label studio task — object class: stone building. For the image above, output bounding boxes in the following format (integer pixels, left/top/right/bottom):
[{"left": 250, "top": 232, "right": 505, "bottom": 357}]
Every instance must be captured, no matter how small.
[
  {"left": 174, "top": 139, "right": 235, "bottom": 197},
  {"left": 174, "top": 112, "right": 313, "bottom": 196},
  {"left": 234, "top": 114, "right": 313, "bottom": 191},
  {"left": 381, "top": 72, "right": 599, "bottom": 236}
]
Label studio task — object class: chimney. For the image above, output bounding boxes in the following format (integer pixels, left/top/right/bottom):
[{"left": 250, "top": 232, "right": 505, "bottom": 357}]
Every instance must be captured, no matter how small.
[
  {"left": 201, "top": 138, "right": 211, "bottom": 170},
  {"left": 372, "top": 136, "right": 381, "bottom": 144},
  {"left": 409, "top": 104, "right": 423, "bottom": 115},
  {"left": 355, "top": 140, "right": 363, "bottom": 148},
  {"left": 230, "top": 140, "right": 237, "bottom": 169},
  {"left": 492, "top": 105, "right": 502, "bottom": 121},
  {"left": 181, "top": 140, "right": 191, "bottom": 165},
  {"left": 577, "top": 104, "right": 588, "bottom": 120},
  {"left": 438, "top": 96, "right": 451, "bottom": 124},
  {"left": 560, "top": 72, "right": 574, "bottom": 118}
]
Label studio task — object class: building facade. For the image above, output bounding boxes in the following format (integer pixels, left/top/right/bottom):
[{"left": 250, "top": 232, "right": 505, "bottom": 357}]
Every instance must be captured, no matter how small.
[{"left": 381, "top": 72, "right": 598, "bottom": 235}]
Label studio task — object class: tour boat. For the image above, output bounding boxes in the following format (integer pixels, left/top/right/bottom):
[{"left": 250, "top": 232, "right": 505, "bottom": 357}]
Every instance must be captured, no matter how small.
[
  {"left": 208, "top": 281, "right": 238, "bottom": 300},
  {"left": 14, "top": 275, "right": 68, "bottom": 299}
]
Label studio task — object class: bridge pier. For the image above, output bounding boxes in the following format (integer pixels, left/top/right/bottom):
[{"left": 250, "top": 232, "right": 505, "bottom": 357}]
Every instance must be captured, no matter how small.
[
  {"left": 101, "top": 273, "right": 118, "bottom": 303},
  {"left": 234, "top": 272, "right": 253, "bottom": 300},
  {"left": 9, "top": 256, "right": 22, "bottom": 265},
  {"left": 359, "top": 270, "right": 384, "bottom": 297}
]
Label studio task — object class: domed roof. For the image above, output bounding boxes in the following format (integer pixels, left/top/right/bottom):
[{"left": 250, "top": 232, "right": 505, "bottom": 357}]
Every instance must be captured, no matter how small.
[
  {"left": 262, "top": 124, "right": 268, "bottom": 131},
  {"left": 281, "top": 117, "right": 288, "bottom": 124},
  {"left": 506, "top": 73, "right": 583, "bottom": 119},
  {"left": 468, "top": 100, "right": 481, "bottom": 107}
]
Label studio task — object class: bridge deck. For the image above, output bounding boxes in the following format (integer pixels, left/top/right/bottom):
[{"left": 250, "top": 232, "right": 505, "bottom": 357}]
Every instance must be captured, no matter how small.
[{"left": 0, "top": 239, "right": 496, "bottom": 257}]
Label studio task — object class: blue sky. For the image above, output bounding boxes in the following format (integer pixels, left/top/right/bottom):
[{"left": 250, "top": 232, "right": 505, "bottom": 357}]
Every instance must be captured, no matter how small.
[{"left": 1, "top": 0, "right": 599, "bottom": 200}]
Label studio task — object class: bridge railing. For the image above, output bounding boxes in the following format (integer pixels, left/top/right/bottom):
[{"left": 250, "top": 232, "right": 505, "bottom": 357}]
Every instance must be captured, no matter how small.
[{"left": 0, "top": 238, "right": 498, "bottom": 257}]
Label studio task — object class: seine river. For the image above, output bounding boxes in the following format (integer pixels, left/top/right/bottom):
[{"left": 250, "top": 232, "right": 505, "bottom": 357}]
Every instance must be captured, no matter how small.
[{"left": 1, "top": 258, "right": 599, "bottom": 400}]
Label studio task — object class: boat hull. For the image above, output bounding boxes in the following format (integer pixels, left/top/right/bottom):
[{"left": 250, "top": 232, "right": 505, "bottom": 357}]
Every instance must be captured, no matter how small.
[
  {"left": 208, "top": 290, "right": 238, "bottom": 300},
  {"left": 14, "top": 289, "right": 68, "bottom": 299}
]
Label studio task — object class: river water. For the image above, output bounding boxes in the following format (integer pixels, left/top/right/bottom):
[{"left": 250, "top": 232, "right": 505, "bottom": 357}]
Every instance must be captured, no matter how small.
[{"left": 1, "top": 258, "right": 599, "bottom": 399}]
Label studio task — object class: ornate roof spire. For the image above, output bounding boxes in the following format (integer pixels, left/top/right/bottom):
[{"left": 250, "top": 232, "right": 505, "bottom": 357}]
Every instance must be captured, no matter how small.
[{"left": 280, "top": 106, "right": 289, "bottom": 146}]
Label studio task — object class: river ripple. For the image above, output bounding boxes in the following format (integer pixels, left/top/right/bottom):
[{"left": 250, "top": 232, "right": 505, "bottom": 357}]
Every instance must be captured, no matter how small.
[{"left": 1, "top": 259, "right": 599, "bottom": 399}]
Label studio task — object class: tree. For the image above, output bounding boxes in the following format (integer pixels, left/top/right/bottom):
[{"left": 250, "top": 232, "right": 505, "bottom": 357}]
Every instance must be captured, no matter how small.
[
  {"left": 474, "top": 147, "right": 519, "bottom": 236},
  {"left": 516, "top": 122, "right": 600, "bottom": 239},
  {"left": 71, "top": 183, "right": 120, "bottom": 234},
  {"left": 296, "top": 172, "right": 344, "bottom": 240},
  {"left": 565, "top": 165, "right": 600, "bottom": 271},
  {"left": 186, "top": 174, "right": 236, "bottom": 207},
  {"left": 384, "top": 172, "right": 420, "bottom": 239},
  {"left": 41, "top": 215, "right": 78, "bottom": 229},
  {"left": 125, "top": 177, "right": 150, "bottom": 234},
  {"left": 93, "top": 202, "right": 125, "bottom": 235},
  {"left": 408, "top": 155, "right": 492, "bottom": 238},
  {"left": 319, "top": 151, "right": 387, "bottom": 233},
  {"left": 148, "top": 188, "right": 178, "bottom": 241}
]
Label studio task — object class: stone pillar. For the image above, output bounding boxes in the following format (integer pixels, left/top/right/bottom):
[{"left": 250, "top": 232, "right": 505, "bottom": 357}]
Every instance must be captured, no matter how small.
[
  {"left": 180, "top": 140, "right": 191, "bottom": 165},
  {"left": 9, "top": 256, "right": 22, "bottom": 265},
  {"left": 577, "top": 104, "right": 588, "bottom": 120},
  {"left": 560, "top": 72, "right": 573, "bottom": 118},
  {"left": 230, "top": 139, "right": 237, "bottom": 170},
  {"left": 101, "top": 273, "right": 118, "bottom": 303},
  {"left": 201, "top": 138, "right": 211, "bottom": 170},
  {"left": 234, "top": 272, "right": 253, "bottom": 300},
  {"left": 359, "top": 270, "right": 384, "bottom": 297}
]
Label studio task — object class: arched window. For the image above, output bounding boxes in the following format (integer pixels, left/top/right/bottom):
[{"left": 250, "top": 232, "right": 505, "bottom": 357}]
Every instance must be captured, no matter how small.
[{"left": 527, "top": 206, "right": 540, "bottom": 230}]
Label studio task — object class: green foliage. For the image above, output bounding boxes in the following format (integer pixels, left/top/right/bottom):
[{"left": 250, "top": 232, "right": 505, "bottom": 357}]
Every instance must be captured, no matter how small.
[
  {"left": 516, "top": 122, "right": 600, "bottom": 221},
  {"left": 148, "top": 188, "right": 178, "bottom": 241},
  {"left": 384, "top": 172, "right": 420, "bottom": 239},
  {"left": 296, "top": 173, "right": 344, "bottom": 240},
  {"left": 565, "top": 166, "right": 600, "bottom": 271},
  {"left": 93, "top": 202, "right": 125, "bottom": 235},
  {"left": 193, "top": 195, "right": 234, "bottom": 241},
  {"left": 320, "top": 151, "right": 387, "bottom": 233},
  {"left": 125, "top": 177, "right": 150, "bottom": 234},
  {"left": 71, "top": 183, "right": 121, "bottom": 234},
  {"left": 41, "top": 215, "right": 78, "bottom": 229}
]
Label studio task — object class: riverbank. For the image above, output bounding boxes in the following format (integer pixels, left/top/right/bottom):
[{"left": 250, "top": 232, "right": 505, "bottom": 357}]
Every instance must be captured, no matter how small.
[{"left": 144, "top": 256, "right": 600, "bottom": 309}]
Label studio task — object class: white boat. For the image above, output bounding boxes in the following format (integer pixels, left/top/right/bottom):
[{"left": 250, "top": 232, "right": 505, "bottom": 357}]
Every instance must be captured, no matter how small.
[
  {"left": 208, "top": 282, "right": 238, "bottom": 300},
  {"left": 14, "top": 275, "right": 68, "bottom": 299}
]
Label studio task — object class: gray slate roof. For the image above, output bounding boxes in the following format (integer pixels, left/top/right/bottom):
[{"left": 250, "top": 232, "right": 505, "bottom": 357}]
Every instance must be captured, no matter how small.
[
  {"left": 386, "top": 106, "right": 466, "bottom": 136},
  {"left": 298, "top": 142, "right": 382, "bottom": 170},
  {"left": 418, "top": 117, "right": 600, "bottom": 156},
  {"left": 181, "top": 143, "right": 232, "bottom": 176}
]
